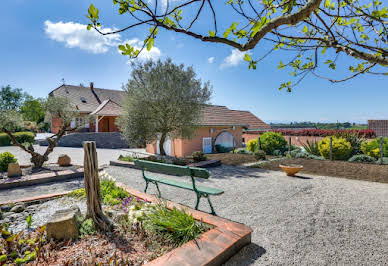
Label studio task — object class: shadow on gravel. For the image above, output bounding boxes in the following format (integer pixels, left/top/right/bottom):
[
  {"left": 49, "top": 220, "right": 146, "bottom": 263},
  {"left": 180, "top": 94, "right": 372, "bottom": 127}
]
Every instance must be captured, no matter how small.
[
  {"left": 209, "top": 166, "right": 272, "bottom": 180},
  {"left": 225, "top": 243, "right": 266, "bottom": 265},
  {"left": 290, "top": 175, "right": 312, "bottom": 180}
]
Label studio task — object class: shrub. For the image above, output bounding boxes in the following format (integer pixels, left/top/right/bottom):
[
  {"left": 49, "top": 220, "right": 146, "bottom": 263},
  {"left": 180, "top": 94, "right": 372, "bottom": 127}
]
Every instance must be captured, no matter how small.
[
  {"left": 215, "top": 144, "right": 231, "bottom": 153},
  {"left": 302, "top": 139, "right": 320, "bottom": 156},
  {"left": 246, "top": 139, "right": 258, "bottom": 153},
  {"left": 0, "top": 132, "right": 35, "bottom": 147},
  {"left": 318, "top": 136, "right": 352, "bottom": 160},
  {"left": 376, "top": 157, "right": 388, "bottom": 165},
  {"left": 289, "top": 150, "right": 324, "bottom": 160},
  {"left": 172, "top": 157, "right": 186, "bottom": 166},
  {"left": 348, "top": 154, "right": 376, "bottom": 163},
  {"left": 118, "top": 155, "right": 134, "bottom": 162},
  {"left": 143, "top": 204, "right": 207, "bottom": 246},
  {"left": 0, "top": 152, "right": 17, "bottom": 172},
  {"left": 234, "top": 148, "right": 248, "bottom": 154},
  {"left": 336, "top": 132, "right": 363, "bottom": 156},
  {"left": 191, "top": 151, "right": 207, "bottom": 162},
  {"left": 259, "top": 132, "right": 287, "bottom": 155},
  {"left": 273, "top": 149, "right": 283, "bottom": 156},
  {"left": 253, "top": 150, "right": 266, "bottom": 161},
  {"left": 361, "top": 137, "right": 388, "bottom": 158}
]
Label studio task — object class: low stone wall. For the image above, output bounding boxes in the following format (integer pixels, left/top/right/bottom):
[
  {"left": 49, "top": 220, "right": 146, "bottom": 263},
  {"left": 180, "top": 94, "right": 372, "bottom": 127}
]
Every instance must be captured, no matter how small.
[{"left": 39, "top": 132, "right": 129, "bottom": 149}]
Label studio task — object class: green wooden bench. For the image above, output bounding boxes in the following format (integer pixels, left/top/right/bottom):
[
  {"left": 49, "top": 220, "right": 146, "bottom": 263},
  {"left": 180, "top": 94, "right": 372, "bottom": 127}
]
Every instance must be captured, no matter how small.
[{"left": 134, "top": 159, "right": 224, "bottom": 215}]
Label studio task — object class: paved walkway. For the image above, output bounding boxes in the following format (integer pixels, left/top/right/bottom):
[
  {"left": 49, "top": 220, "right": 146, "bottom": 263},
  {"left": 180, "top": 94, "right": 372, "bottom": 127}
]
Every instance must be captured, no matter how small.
[
  {"left": 0, "top": 145, "right": 146, "bottom": 166},
  {"left": 1, "top": 165, "right": 387, "bottom": 265}
]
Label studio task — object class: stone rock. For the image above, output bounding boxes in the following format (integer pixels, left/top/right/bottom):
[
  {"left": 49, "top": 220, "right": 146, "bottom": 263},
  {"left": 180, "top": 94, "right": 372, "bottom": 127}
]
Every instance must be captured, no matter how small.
[
  {"left": 57, "top": 154, "right": 71, "bottom": 167},
  {"left": 7, "top": 163, "right": 22, "bottom": 178},
  {"left": 1, "top": 205, "right": 11, "bottom": 212},
  {"left": 10, "top": 204, "right": 25, "bottom": 213},
  {"left": 46, "top": 206, "right": 81, "bottom": 240}
]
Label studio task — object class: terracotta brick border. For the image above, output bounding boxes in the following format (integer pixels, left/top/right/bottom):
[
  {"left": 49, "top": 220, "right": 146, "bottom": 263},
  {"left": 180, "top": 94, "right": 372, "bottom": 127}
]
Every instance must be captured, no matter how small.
[
  {"left": 117, "top": 182, "right": 252, "bottom": 266},
  {"left": 0, "top": 169, "right": 84, "bottom": 190},
  {"left": 0, "top": 183, "right": 252, "bottom": 265}
]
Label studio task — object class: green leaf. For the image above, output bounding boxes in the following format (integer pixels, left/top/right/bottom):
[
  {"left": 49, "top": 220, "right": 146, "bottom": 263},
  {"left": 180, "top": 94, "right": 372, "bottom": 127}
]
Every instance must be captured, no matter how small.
[
  {"left": 243, "top": 54, "right": 252, "bottom": 62},
  {"left": 302, "top": 25, "right": 308, "bottom": 33}
]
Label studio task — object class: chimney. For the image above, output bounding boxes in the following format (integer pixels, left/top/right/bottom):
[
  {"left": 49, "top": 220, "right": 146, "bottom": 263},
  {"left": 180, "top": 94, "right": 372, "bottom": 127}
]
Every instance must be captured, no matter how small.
[{"left": 89, "top": 82, "right": 101, "bottom": 104}]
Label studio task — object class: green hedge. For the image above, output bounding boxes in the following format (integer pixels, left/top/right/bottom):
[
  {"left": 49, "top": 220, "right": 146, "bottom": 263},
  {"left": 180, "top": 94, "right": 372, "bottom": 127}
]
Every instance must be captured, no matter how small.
[{"left": 0, "top": 132, "right": 35, "bottom": 146}]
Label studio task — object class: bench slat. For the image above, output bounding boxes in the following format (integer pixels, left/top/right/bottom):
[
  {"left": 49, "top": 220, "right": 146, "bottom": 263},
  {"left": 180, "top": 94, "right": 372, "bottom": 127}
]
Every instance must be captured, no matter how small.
[
  {"left": 134, "top": 160, "right": 210, "bottom": 179},
  {"left": 146, "top": 175, "right": 224, "bottom": 195}
]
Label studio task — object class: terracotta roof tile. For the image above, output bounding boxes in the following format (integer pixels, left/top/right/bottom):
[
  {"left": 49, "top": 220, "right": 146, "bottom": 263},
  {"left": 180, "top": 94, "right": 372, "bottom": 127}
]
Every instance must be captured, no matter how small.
[
  {"left": 91, "top": 99, "right": 122, "bottom": 116},
  {"left": 229, "top": 110, "right": 270, "bottom": 130}
]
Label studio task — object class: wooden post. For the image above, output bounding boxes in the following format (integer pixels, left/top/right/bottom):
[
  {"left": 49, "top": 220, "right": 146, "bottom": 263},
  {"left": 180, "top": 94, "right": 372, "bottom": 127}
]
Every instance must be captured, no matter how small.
[
  {"left": 288, "top": 136, "right": 292, "bottom": 154},
  {"left": 257, "top": 136, "right": 261, "bottom": 151},
  {"left": 380, "top": 136, "right": 383, "bottom": 165},
  {"left": 83, "top": 141, "right": 111, "bottom": 230},
  {"left": 329, "top": 136, "right": 333, "bottom": 161}
]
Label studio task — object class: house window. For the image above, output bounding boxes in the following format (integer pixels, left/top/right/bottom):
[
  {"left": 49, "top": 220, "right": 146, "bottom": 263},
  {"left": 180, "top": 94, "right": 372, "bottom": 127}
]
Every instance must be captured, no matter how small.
[{"left": 71, "top": 117, "right": 89, "bottom": 128}]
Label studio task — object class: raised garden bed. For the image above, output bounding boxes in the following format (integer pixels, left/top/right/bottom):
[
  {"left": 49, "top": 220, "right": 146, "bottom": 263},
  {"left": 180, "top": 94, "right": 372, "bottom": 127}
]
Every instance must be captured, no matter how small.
[
  {"left": 0, "top": 165, "right": 83, "bottom": 190},
  {"left": 0, "top": 172, "right": 252, "bottom": 265},
  {"left": 255, "top": 158, "right": 388, "bottom": 183}
]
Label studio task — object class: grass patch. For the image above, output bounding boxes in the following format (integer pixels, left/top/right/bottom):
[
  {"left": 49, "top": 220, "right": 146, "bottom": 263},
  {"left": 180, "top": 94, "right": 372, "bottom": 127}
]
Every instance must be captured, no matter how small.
[{"left": 68, "top": 171, "right": 129, "bottom": 205}]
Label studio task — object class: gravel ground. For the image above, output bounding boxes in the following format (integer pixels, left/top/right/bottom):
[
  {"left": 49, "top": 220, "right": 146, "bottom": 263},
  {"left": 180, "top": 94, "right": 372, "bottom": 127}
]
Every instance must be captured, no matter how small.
[
  {"left": 104, "top": 165, "right": 388, "bottom": 265},
  {"left": 0, "top": 145, "right": 146, "bottom": 166},
  {"left": 0, "top": 178, "right": 84, "bottom": 203},
  {"left": 1, "top": 165, "right": 387, "bottom": 265}
]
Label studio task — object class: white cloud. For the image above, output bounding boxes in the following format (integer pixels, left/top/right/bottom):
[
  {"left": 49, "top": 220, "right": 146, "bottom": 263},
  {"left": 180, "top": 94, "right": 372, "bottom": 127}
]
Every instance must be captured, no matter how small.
[
  {"left": 44, "top": 20, "right": 121, "bottom": 54},
  {"left": 220, "top": 49, "right": 247, "bottom": 69},
  {"left": 208, "top": 57, "right": 215, "bottom": 64},
  {"left": 121, "top": 38, "right": 161, "bottom": 61},
  {"left": 44, "top": 20, "right": 161, "bottom": 60}
]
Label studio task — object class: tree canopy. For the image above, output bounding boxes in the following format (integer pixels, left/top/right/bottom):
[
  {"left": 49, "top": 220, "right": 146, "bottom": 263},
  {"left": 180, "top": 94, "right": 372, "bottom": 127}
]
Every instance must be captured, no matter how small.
[
  {"left": 118, "top": 58, "right": 212, "bottom": 155},
  {"left": 20, "top": 98, "right": 45, "bottom": 123},
  {"left": 87, "top": 0, "right": 387, "bottom": 91},
  {"left": 0, "top": 85, "right": 30, "bottom": 111}
]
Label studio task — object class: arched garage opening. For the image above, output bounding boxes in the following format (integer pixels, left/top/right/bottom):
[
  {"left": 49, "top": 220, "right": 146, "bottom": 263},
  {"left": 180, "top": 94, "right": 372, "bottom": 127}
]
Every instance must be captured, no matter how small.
[{"left": 214, "top": 131, "right": 237, "bottom": 150}]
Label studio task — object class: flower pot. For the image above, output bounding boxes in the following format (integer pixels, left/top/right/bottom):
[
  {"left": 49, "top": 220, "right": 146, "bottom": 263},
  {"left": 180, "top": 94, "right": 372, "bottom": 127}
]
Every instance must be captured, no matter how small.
[{"left": 279, "top": 164, "right": 303, "bottom": 177}]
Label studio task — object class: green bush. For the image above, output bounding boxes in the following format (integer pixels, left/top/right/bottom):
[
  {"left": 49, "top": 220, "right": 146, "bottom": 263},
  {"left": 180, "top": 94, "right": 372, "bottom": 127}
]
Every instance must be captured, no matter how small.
[
  {"left": 348, "top": 154, "right": 376, "bottom": 163},
  {"left": 361, "top": 137, "right": 388, "bottom": 158},
  {"left": 234, "top": 148, "right": 248, "bottom": 154},
  {"left": 336, "top": 132, "right": 363, "bottom": 156},
  {"left": 253, "top": 150, "right": 266, "bottom": 161},
  {"left": 302, "top": 139, "right": 320, "bottom": 156},
  {"left": 259, "top": 132, "right": 287, "bottom": 155},
  {"left": 118, "top": 155, "right": 134, "bottom": 162},
  {"left": 0, "top": 132, "right": 35, "bottom": 147},
  {"left": 172, "top": 157, "right": 186, "bottom": 166},
  {"left": 376, "top": 157, "right": 388, "bottom": 165},
  {"left": 289, "top": 150, "right": 324, "bottom": 160},
  {"left": 318, "top": 136, "right": 352, "bottom": 160},
  {"left": 191, "top": 151, "right": 207, "bottom": 162},
  {"left": 273, "top": 149, "right": 283, "bottom": 156},
  {"left": 215, "top": 144, "right": 231, "bottom": 153},
  {"left": 246, "top": 139, "right": 258, "bottom": 153},
  {"left": 0, "top": 152, "right": 17, "bottom": 172}
]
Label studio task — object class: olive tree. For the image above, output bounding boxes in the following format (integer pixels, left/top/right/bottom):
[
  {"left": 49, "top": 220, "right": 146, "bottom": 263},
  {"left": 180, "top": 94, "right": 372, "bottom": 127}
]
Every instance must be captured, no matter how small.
[
  {"left": 118, "top": 58, "right": 212, "bottom": 155},
  {"left": 0, "top": 97, "right": 82, "bottom": 168},
  {"left": 86, "top": 0, "right": 387, "bottom": 91}
]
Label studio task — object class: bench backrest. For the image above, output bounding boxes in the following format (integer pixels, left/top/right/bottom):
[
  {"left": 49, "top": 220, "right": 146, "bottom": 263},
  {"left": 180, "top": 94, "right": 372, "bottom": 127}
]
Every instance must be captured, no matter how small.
[{"left": 134, "top": 159, "right": 210, "bottom": 179}]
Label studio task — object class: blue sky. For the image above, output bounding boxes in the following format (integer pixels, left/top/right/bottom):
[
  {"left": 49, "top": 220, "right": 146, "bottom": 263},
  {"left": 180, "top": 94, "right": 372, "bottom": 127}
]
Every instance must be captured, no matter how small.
[{"left": 1, "top": 0, "right": 387, "bottom": 123}]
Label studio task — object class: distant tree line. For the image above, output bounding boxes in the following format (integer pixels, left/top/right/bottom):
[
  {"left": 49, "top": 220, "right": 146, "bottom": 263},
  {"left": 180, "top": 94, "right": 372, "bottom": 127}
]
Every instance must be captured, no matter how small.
[{"left": 270, "top": 122, "right": 367, "bottom": 130}]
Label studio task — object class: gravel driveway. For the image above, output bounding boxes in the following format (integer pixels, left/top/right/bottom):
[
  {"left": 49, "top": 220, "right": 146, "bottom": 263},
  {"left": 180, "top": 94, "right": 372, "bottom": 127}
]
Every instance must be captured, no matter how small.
[{"left": 104, "top": 165, "right": 388, "bottom": 265}]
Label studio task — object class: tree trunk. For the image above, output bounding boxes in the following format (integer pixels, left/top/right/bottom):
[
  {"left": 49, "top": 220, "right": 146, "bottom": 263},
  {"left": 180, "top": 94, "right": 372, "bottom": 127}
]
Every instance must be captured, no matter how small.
[
  {"left": 30, "top": 153, "right": 47, "bottom": 169},
  {"left": 83, "top": 141, "right": 111, "bottom": 231},
  {"left": 159, "top": 132, "right": 167, "bottom": 156}
]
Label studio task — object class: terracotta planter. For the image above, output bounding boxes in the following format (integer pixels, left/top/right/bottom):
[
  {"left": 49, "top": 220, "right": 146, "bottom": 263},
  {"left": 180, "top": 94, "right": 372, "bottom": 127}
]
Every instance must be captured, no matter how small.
[{"left": 279, "top": 164, "right": 303, "bottom": 176}]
